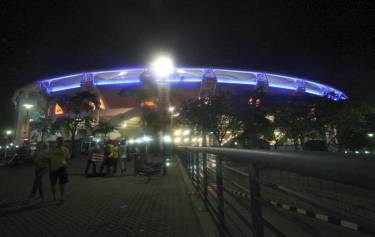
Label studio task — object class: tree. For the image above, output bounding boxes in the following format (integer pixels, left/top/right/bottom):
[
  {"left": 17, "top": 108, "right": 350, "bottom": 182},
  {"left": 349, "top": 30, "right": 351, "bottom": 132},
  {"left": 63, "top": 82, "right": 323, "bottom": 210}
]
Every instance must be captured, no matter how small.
[
  {"left": 52, "top": 91, "right": 99, "bottom": 157},
  {"left": 119, "top": 76, "right": 162, "bottom": 134},
  {"left": 30, "top": 117, "right": 51, "bottom": 142},
  {"left": 93, "top": 121, "right": 117, "bottom": 138},
  {"left": 180, "top": 93, "right": 243, "bottom": 147},
  {"left": 329, "top": 101, "right": 369, "bottom": 151},
  {"left": 236, "top": 111, "right": 275, "bottom": 149},
  {"left": 272, "top": 97, "right": 314, "bottom": 150}
]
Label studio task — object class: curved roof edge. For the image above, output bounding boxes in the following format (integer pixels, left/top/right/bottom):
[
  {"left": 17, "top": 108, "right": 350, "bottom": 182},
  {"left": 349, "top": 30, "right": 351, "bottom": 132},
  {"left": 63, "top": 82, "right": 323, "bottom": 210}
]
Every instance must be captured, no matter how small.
[{"left": 38, "top": 67, "right": 348, "bottom": 101}]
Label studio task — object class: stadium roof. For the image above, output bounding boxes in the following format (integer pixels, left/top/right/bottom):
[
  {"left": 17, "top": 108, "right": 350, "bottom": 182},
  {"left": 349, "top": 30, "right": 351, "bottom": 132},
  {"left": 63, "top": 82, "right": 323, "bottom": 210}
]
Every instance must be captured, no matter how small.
[{"left": 38, "top": 67, "right": 348, "bottom": 101}]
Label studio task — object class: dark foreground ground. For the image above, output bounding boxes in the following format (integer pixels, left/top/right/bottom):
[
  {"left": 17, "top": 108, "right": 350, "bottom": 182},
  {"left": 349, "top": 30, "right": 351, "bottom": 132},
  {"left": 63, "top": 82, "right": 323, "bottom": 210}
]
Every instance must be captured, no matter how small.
[{"left": 0, "top": 157, "right": 204, "bottom": 237}]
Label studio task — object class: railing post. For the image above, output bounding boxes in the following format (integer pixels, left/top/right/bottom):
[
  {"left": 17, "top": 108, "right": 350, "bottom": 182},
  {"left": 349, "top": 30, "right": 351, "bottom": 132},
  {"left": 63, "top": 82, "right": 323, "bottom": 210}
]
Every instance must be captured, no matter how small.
[
  {"left": 202, "top": 129, "right": 208, "bottom": 204},
  {"left": 216, "top": 156, "right": 225, "bottom": 234},
  {"left": 191, "top": 152, "right": 195, "bottom": 178},
  {"left": 202, "top": 152, "right": 208, "bottom": 204},
  {"left": 187, "top": 151, "right": 191, "bottom": 176},
  {"left": 195, "top": 151, "right": 200, "bottom": 187},
  {"left": 249, "top": 165, "right": 264, "bottom": 237}
]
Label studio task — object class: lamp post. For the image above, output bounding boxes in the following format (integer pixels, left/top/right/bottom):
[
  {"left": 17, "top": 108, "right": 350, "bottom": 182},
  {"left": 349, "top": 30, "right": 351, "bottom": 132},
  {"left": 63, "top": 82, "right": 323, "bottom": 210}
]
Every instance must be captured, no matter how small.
[
  {"left": 22, "top": 104, "right": 34, "bottom": 141},
  {"left": 150, "top": 55, "right": 175, "bottom": 175},
  {"left": 4, "top": 130, "right": 12, "bottom": 160}
]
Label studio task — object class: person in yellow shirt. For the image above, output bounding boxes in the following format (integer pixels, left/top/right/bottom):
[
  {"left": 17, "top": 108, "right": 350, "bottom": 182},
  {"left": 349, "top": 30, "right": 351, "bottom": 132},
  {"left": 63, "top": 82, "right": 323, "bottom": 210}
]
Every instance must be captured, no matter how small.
[
  {"left": 99, "top": 140, "right": 114, "bottom": 175},
  {"left": 45, "top": 137, "right": 70, "bottom": 203},
  {"left": 112, "top": 143, "right": 119, "bottom": 175}
]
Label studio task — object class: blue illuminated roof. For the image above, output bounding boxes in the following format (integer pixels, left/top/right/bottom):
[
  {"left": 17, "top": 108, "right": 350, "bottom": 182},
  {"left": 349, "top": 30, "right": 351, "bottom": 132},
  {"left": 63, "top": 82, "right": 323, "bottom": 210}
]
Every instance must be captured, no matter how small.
[{"left": 39, "top": 67, "right": 348, "bottom": 100}]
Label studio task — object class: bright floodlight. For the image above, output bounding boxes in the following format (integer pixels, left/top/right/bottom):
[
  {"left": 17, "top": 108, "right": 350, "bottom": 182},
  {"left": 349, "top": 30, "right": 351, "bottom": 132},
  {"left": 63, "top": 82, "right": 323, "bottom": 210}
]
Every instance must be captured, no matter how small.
[
  {"left": 23, "top": 104, "right": 34, "bottom": 109},
  {"left": 163, "top": 135, "right": 172, "bottom": 143},
  {"left": 150, "top": 56, "right": 174, "bottom": 77},
  {"left": 142, "top": 135, "right": 152, "bottom": 143},
  {"left": 168, "top": 106, "right": 175, "bottom": 113},
  {"left": 174, "top": 129, "right": 181, "bottom": 136}
]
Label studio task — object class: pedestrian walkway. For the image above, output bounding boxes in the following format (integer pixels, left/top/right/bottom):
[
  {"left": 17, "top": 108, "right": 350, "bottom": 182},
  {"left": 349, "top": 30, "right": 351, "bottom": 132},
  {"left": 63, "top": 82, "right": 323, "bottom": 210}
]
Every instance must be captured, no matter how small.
[{"left": 0, "top": 157, "right": 205, "bottom": 237}]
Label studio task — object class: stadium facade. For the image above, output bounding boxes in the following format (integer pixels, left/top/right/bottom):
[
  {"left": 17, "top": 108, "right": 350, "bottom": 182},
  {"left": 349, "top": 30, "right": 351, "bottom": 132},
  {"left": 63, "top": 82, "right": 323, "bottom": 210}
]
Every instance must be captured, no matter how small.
[{"left": 12, "top": 67, "right": 348, "bottom": 143}]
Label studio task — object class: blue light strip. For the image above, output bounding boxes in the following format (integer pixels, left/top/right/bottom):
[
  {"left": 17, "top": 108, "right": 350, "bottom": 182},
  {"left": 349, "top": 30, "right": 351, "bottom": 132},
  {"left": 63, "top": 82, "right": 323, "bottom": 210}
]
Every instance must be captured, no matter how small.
[
  {"left": 50, "top": 83, "right": 81, "bottom": 92},
  {"left": 181, "top": 78, "right": 202, "bottom": 82},
  {"left": 41, "top": 73, "right": 83, "bottom": 83},
  {"left": 39, "top": 67, "right": 348, "bottom": 100},
  {"left": 217, "top": 79, "right": 257, "bottom": 85},
  {"left": 305, "top": 88, "right": 324, "bottom": 96},
  {"left": 94, "top": 79, "right": 140, "bottom": 85},
  {"left": 92, "top": 68, "right": 145, "bottom": 76},
  {"left": 268, "top": 82, "right": 297, "bottom": 91}
]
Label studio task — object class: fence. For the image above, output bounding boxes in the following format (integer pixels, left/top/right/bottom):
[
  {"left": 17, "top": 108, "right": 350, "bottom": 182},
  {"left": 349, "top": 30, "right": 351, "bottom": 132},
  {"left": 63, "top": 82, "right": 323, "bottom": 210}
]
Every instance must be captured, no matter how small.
[{"left": 175, "top": 146, "right": 375, "bottom": 237}]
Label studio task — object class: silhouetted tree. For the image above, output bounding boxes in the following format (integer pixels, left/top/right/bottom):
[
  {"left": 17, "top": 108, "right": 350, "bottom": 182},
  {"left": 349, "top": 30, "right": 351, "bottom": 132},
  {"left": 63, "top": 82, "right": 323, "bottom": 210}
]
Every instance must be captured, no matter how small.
[
  {"left": 180, "top": 93, "right": 243, "bottom": 146},
  {"left": 93, "top": 121, "right": 117, "bottom": 138},
  {"left": 52, "top": 91, "right": 99, "bottom": 157}
]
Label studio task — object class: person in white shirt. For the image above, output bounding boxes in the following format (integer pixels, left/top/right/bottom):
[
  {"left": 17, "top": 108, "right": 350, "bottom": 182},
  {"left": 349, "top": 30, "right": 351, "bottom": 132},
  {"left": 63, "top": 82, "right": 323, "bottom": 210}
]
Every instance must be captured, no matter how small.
[{"left": 119, "top": 140, "right": 128, "bottom": 175}]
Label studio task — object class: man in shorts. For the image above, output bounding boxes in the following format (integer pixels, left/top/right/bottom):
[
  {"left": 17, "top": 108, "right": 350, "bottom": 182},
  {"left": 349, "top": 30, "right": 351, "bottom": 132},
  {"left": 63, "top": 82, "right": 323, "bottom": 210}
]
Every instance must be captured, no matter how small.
[{"left": 46, "top": 137, "right": 70, "bottom": 203}]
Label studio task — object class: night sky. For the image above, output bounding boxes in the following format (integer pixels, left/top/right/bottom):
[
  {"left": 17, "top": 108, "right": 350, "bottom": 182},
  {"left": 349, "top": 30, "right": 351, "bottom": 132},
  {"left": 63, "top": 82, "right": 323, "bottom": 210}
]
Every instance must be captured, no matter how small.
[{"left": 1, "top": 0, "right": 375, "bottom": 127}]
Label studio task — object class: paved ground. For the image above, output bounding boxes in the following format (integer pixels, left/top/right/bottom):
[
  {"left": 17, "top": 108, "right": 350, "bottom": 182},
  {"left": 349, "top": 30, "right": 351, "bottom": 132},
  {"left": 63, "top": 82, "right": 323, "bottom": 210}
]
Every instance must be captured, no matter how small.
[{"left": 0, "top": 157, "right": 204, "bottom": 237}]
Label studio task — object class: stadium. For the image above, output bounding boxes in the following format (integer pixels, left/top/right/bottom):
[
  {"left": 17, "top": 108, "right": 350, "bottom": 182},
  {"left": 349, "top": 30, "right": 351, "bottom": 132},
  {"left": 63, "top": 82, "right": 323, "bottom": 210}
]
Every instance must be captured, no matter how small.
[{"left": 12, "top": 65, "right": 348, "bottom": 144}]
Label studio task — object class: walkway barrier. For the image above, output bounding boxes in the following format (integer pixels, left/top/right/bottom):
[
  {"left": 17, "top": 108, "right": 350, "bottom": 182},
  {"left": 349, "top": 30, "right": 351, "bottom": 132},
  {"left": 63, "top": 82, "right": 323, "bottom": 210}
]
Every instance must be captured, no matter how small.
[{"left": 175, "top": 147, "right": 375, "bottom": 237}]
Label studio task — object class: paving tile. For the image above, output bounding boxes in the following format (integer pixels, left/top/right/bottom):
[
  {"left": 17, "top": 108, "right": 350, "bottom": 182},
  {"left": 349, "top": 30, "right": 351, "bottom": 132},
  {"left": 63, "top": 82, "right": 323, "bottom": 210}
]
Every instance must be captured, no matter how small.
[{"left": 0, "top": 157, "right": 203, "bottom": 237}]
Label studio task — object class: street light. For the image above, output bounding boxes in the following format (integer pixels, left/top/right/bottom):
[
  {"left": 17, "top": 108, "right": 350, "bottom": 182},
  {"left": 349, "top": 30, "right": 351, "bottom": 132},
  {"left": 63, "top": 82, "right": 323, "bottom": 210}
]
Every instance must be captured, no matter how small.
[
  {"left": 150, "top": 55, "right": 174, "bottom": 78},
  {"left": 142, "top": 135, "right": 153, "bottom": 143},
  {"left": 5, "top": 130, "right": 12, "bottom": 135},
  {"left": 368, "top": 133, "right": 374, "bottom": 138},
  {"left": 23, "top": 104, "right": 34, "bottom": 110},
  {"left": 174, "top": 129, "right": 181, "bottom": 136},
  {"left": 163, "top": 135, "right": 172, "bottom": 143},
  {"left": 168, "top": 106, "right": 175, "bottom": 113}
]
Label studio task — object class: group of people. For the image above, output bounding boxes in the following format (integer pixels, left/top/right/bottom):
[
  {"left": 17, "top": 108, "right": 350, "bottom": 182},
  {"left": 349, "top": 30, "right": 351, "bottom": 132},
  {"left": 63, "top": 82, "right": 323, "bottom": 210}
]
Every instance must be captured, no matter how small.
[
  {"left": 28, "top": 138, "right": 133, "bottom": 204},
  {"left": 28, "top": 137, "right": 70, "bottom": 204},
  {"left": 84, "top": 140, "right": 128, "bottom": 177}
]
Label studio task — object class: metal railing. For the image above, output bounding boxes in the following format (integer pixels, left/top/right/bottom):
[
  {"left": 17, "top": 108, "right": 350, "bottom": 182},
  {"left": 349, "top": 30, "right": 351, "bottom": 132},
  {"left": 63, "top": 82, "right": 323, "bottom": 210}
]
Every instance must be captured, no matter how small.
[{"left": 175, "top": 146, "right": 375, "bottom": 237}]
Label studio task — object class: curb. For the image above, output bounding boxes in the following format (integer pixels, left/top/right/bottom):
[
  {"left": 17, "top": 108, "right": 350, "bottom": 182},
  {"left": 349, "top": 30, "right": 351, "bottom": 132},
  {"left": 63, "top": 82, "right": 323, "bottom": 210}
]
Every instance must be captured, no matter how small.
[
  {"left": 176, "top": 158, "right": 219, "bottom": 237},
  {"left": 228, "top": 189, "right": 371, "bottom": 235}
]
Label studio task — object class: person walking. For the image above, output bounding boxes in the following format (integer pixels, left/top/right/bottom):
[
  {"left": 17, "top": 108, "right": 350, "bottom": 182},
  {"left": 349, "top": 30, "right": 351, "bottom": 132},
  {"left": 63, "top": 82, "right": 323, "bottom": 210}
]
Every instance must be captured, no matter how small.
[
  {"left": 45, "top": 137, "right": 70, "bottom": 204},
  {"left": 119, "top": 140, "right": 128, "bottom": 175},
  {"left": 28, "top": 142, "right": 48, "bottom": 201},
  {"left": 84, "top": 144, "right": 100, "bottom": 177},
  {"left": 112, "top": 142, "right": 119, "bottom": 175},
  {"left": 99, "top": 140, "right": 114, "bottom": 176}
]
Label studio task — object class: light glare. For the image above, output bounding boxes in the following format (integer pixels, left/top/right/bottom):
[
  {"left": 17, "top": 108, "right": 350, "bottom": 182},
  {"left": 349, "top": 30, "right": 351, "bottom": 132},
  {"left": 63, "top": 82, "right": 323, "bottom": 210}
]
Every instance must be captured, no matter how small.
[
  {"left": 150, "top": 56, "right": 174, "bottom": 77},
  {"left": 23, "top": 104, "right": 34, "bottom": 109},
  {"left": 163, "top": 135, "right": 172, "bottom": 143}
]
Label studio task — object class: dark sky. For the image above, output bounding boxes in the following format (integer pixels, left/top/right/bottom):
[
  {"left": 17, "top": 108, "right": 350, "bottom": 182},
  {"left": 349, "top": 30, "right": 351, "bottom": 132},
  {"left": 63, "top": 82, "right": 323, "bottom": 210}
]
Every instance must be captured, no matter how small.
[{"left": 1, "top": 0, "right": 375, "bottom": 127}]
